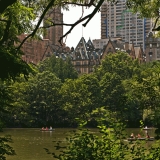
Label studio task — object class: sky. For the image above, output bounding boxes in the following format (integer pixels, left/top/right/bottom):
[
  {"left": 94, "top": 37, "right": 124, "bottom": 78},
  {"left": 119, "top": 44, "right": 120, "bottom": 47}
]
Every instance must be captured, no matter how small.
[{"left": 62, "top": 6, "right": 100, "bottom": 48}]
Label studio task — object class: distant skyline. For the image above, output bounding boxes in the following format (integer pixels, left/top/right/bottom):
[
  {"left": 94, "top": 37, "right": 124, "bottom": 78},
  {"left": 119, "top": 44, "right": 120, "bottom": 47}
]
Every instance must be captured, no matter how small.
[{"left": 63, "top": 6, "right": 100, "bottom": 48}]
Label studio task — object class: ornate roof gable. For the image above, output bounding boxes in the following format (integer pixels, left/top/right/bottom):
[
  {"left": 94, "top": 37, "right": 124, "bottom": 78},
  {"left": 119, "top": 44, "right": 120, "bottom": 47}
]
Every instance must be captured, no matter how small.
[
  {"left": 102, "top": 38, "right": 116, "bottom": 59},
  {"left": 130, "top": 42, "right": 136, "bottom": 59}
]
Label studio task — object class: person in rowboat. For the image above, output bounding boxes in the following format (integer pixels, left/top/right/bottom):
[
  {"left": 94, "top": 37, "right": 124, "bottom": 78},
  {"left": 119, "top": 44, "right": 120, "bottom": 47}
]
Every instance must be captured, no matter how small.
[
  {"left": 146, "top": 133, "right": 150, "bottom": 138},
  {"left": 136, "top": 133, "right": 141, "bottom": 138},
  {"left": 45, "top": 127, "right": 49, "bottom": 130},
  {"left": 130, "top": 133, "right": 135, "bottom": 138}
]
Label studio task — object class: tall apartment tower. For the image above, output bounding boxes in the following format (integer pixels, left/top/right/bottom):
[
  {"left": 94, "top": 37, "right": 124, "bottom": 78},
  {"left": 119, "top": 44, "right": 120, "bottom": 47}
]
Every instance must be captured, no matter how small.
[
  {"left": 44, "top": 7, "right": 63, "bottom": 45},
  {"left": 101, "top": 1, "right": 152, "bottom": 49}
]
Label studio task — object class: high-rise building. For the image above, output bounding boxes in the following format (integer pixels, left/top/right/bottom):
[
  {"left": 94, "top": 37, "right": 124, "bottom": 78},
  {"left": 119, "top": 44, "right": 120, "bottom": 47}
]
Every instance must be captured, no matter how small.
[
  {"left": 101, "top": 1, "right": 152, "bottom": 49},
  {"left": 44, "top": 7, "right": 63, "bottom": 46},
  {"left": 145, "top": 32, "right": 160, "bottom": 62}
]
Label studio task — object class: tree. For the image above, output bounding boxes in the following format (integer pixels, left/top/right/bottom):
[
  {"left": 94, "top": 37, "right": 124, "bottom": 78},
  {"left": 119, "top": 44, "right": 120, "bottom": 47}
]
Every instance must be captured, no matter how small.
[
  {"left": 123, "top": 61, "right": 160, "bottom": 133},
  {"left": 96, "top": 51, "right": 140, "bottom": 80},
  {"left": 0, "top": 0, "right": 39, "bottom": 80},
  {"left": 0, "top": 80, "right": 16, "bottom": 158},
  {"left": 38, "top": 55, "right": 78, "bottom": 82},
  {"left": 95, "top": 52, "right": 142, "bottom": 126},
  {"left": 0, "top": 81, "right": 14, "bottom": 127},
  {"left": 59, "top": 73, "right": 101, "bottom": 126},
  {"left": 9, "top": 71, "right": 62, "bottom": 127},
  {"left": 126, "top": 0, "right": 160, "bottom": 33}
]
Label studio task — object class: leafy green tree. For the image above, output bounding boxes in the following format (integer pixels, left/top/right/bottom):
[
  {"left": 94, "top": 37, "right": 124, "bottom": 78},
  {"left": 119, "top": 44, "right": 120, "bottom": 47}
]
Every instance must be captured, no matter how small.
[
  {"left": 0, "top": 80, "right": 16, "bottom": 158},
  {"left": 10, "top": 71, "right": 62, "bottom": 127},
  {"left": 123, "top": 62, "right": 160, "bottom": 137},
  {"left": 38, "top": 55, "right": 78, "bottom": 82},
  {"left": 59, "top": 73, "right": 101, "bottom": 126},
  {"left": 24, "top": 71, "right": 62, "bottom": 127},
  {"left": 96, "top": 51, "right": 140, "bottom": 80},
  {"left": 6, "top": 77, "right": 30, "bottom": 127},
  {"left": 0, "top": 135, "right": 16, "bottom": 160},
  {"left": 0, "top": 80, "right": 17, "bottom": 127},
  {"left": 96, "top": 52, "right": 141, "bottom": 126},
  {"left": 0, "top": 0, "right": 38, "bottom": 80}
]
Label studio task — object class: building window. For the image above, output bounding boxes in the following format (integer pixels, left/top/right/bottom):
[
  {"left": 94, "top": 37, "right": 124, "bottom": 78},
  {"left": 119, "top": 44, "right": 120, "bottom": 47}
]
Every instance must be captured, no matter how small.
[
  {"left": 89, "top": 68, "right": 93, "bottom": 72},
  {"left": 157, "top": 49, "right": 160, "bottom": 58},
  {"left": 76, "top": 62, "right": 80, "bottom": 65}
]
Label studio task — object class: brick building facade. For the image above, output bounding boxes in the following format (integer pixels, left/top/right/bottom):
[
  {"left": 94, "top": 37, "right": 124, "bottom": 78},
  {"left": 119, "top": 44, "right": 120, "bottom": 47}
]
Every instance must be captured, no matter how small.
[{"left": 18, "top": 7, "right": 64, "bottom": 64}]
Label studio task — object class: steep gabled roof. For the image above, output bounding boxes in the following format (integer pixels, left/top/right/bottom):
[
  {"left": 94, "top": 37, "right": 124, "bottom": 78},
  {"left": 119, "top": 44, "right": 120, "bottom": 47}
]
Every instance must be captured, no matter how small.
[
  {"left": 74, "top": 37, "right": 87, "bottom": 50},
  {"left": 86, "top": 38, "right": 95, "bottom": 49},
  {"left": 73, "top": 37, "right": 102, "bottom": 61}
]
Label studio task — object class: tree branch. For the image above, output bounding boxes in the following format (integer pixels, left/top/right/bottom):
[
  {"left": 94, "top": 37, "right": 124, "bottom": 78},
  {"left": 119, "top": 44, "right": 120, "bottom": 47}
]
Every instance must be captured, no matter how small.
[
  {"left": 17, "top": 0, "right": 104, "bottom": 48},
  {"left": 152, "top": 16, "right": 160, "bottom": 30},
  {"left": 58, "top": 13, "right": 91, "bottom": 45},
  {"left": 82, "top": 0, "right": 104, "bottom": 27},
  {"left": 61, "top": 1, "right": 96, "bottom": 7},
  {"left": 17, "top": 0, "right": 56, "bottom": 50}
]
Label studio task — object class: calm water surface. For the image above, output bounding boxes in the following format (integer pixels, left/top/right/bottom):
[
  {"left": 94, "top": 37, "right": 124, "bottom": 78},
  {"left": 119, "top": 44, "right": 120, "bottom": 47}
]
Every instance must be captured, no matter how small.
[{"left": 0, "top": 128, "right": 155, "bottom": 160}]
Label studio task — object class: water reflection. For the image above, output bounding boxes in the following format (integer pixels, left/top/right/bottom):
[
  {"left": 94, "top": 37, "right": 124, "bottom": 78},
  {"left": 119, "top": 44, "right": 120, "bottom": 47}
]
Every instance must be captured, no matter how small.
[{"left": 0, "top": 128, "right": 156, "bottom": 160}]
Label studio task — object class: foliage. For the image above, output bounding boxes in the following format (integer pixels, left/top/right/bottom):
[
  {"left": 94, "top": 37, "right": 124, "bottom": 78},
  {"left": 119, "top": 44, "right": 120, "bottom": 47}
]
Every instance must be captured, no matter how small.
[
  {"left": 0, "top": 81, "right": 14, "bottom": 127},
  {"left": 0, "top": 135, "right": 16, "bottom": 160},
  {"left": 126, "top": 0, "right": 160, "bottom": 35},
  {"left": 0, "top": 1, "right": 37, "bottom": 80},
  {"left": 123, "top": 61, "right": 160, "bottom": 129},
  {"left": 96, "top": 52, "right": 142, "bottom": 126},
  {"left": 59, "top": 73, "right": 101, "bottom": 126},
  {"left": 96, "top": 51, "right": 140, "bottom": 80},
  {"left": 0, "top": 46, "right": 34, "bottom": 80},
  {"left": 38, "top": 55, "right": 78, "bottom": 82},
  {"left": 126, "top": 0, "right": 159, "bottom": 18},
  {"left": 10, "top": 71, "right": 62, "bottom": 127}
]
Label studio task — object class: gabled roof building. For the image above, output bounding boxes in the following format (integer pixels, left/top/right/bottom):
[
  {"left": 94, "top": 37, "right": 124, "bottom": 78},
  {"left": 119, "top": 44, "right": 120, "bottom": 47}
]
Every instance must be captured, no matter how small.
[
  {"left": 42, "top": 36, "right": 145, "bottom": 74},
  {"left": 69, "top": 37, "right": 102, "bottom": 74},
  {"left": 102, "top": 37, "right": 145, "bottom": 63}
]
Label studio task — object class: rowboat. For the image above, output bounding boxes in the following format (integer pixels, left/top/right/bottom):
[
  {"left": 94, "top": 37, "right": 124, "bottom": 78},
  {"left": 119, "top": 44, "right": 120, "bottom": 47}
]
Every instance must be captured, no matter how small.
[
  {"left": 127, "top": 137, "right": 154, "bottom": 141},
  {"left": 40, "top": 129, "right": 55, "bottom": 131},
  {"left": 143, "top": 127, "right": 153, "bottom": 130}
]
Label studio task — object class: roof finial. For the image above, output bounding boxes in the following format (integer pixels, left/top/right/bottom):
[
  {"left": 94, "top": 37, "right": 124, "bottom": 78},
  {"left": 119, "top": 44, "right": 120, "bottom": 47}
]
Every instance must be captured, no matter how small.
[{"left": 82, "top": 26, "right": 83, "bottom": 37}]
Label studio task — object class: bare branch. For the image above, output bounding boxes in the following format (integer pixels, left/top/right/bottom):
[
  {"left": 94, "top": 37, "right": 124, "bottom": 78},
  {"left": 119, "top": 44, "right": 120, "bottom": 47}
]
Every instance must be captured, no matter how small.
[
  {"left": 152, "top": 16, "right": 160, "bottom": 30},
  {"left": 83, "top": 0, "right": 104, "bottom": 27},
  {"left": 61, "top": 0, "right": 96, "bottom": 7},
  {"left": 17, "top": 0, "right": 103, "bottom": 48},
  {"left": 58, "top": 14, "right": 91, "bottom": 45},
  {"left": 17, "top": 0, "right": 56, "bottom": 50},
  {"left": 79, "top": 6, "right": 84, "bottom": 20},
  {"left": 41, "top": 19, "right": 74, "bottom": 27}
]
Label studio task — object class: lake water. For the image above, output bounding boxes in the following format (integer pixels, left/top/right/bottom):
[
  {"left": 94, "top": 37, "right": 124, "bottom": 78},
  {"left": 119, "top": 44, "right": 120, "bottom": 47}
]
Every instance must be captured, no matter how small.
[{"left": 0, "top": 128, "right": 155, "bottom": 160}]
